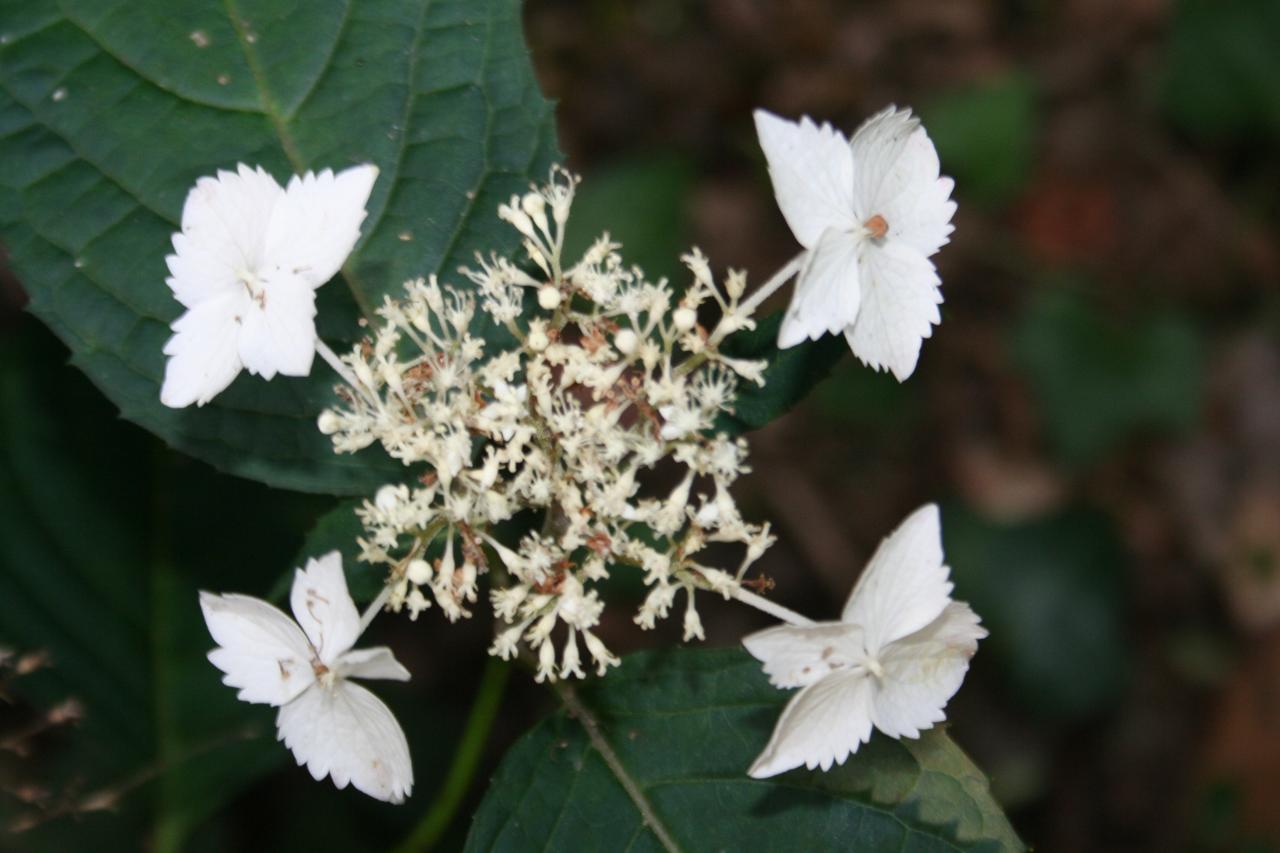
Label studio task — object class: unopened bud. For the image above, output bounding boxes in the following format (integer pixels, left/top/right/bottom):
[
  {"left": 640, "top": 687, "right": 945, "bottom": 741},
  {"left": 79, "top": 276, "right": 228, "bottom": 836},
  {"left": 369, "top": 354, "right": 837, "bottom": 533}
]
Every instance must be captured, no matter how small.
[
  {"left": 614, "top": 328, "right": 638, "bottom": 355},
  {"left": 375, "top": 485, "right": 400, "bottom": 513},
  {"left": 537, "top": 285, "right": 562, "bottom": 311},
  {"left": 317, "top": 410, "right": 341, "bottom": 435},
  {"left": 673, "top": 307, "right": 697, "bottom": 332},
  {"left": 521, "top": 192, "right": 549, "bottom": 234},
  {"left": 406, "top": 558, "right": 432, "bottom": 585}
]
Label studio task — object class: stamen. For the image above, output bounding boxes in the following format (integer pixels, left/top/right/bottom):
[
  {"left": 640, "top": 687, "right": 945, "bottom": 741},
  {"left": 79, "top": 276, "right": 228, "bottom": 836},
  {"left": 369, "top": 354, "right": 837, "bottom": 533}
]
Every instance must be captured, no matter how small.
[{"left": 864, "top": 214, "right": 889, "bottom": 240}]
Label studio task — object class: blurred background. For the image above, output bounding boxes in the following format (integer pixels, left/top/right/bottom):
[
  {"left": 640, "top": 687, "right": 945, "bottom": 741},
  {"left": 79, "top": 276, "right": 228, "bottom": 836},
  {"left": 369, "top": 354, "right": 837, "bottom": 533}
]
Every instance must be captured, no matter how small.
[{"left": 3, "top": 1, "right": 1279, "bottom": 850}]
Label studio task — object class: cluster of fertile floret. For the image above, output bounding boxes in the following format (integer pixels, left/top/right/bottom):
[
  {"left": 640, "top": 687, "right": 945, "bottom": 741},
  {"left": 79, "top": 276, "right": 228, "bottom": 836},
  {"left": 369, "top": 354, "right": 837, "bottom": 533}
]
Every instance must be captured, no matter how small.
[{"left": 316, "top": 168, "right": 775, "bottom": 681}]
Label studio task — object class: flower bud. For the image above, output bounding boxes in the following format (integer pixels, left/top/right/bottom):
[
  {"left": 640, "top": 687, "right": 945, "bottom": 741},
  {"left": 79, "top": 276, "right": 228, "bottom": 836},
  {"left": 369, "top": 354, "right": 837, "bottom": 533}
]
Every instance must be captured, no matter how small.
[
  {"left": 317, "top": 410, "right": 341, "bottom": 435},
  {"left": 353, "top": 358, "right": 376, "bottom": 389},
  {"left": 375, "top": 484, "right": 400, "bottom": 512},
  {"left": 683, "top": 602, "right": 705, "bottom": 642},
  {"left": 673, "top": 307, "right": 697, "bottom": 332},
  {"left": 406, "top": 558, "right": 432, "bottom": 585},
  {"left": 583, "top": 630, "right": 620, "bottom": 675},
  {"left": 614, "top": 328, "right": 638, "bottom": 355},
  {"left": 536, "top": 638, "right": 557, "bottom": 683},
  {"left": 537, "top": 285, "right": 562, "bottom": 310},
  {"left": 521, "top": 192, "right": 549, "bottom": 234}
]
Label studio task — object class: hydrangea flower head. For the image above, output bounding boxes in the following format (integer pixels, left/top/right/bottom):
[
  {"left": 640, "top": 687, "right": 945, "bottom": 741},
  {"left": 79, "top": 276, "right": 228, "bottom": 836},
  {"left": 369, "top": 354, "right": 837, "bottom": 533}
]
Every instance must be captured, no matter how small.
[{"left": 316, "top": 169, "right": 776, "bottom": 680}]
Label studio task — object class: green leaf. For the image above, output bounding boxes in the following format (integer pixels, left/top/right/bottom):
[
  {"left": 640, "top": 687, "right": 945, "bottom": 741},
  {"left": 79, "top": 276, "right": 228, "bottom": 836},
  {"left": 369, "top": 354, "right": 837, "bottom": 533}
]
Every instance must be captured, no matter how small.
[
  {"left": 718, "top": 311, "right": 847, "bottom": 435},
  {"left": 467, "top": 647, "right": 1022, "bottom": 853},
  {"left": 0, "top": 0, "right": 559, "bottom": 495},
  {"left": 267, "top": 496, "right": 386, "bottom": 605},
  {"left": 944, "top": 503, "right": 1128, "bottom": 722},
  {"left": 809, "top": 358, "right": 918, "bottom": 433},
  {"left": 562, "top": 153, "right": 695, "bottom": 286},
  {"left": 1012, "top": 285, "right": 1204, "bottom": 465},
  {"left": 0, "top": 321, "right": 302, "bottom": 851},
  {"left": 1163, "top": 0, "right": 1280, "bottom": 143},
  {"left": 922, "top": 74, "right": 1036, "bottom": 208}
]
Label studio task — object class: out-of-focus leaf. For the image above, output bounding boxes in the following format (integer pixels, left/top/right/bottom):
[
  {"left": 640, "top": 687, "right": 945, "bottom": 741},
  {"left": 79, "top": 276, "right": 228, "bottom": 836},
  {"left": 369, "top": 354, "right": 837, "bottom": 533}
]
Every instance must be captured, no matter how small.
[
  {"left": 810, "top": 358, "right": 918, "bottom": 432},
  {"left": 268, "top": 497, "right": 384, "bottom": 605},
  {"left": 718, "top": 311, "right": 847, "bottom": 435},
  {"left": 562, "top": 153, "right": 694, "bottom": 284},
  {"left": 944, "top": 503, "right": 1128, "bottom": 721},
  {"left": 467, "top": 647, "right": 1023, "bottom": 852},
  {"left": 1164, "top": 0, "right": 1280, "bottom": 143},
  {"left": 0, "top": 321, "right": 315, "bottom": 851},
  {"left": 1012, "top": 286, "right": 1204, "bottom": 466},
  {"left": 923, "top": 74, "right": 1037, "bottom": 208},
  {"left": 0, "top": 0, "right": 558, "bottom": 495}
]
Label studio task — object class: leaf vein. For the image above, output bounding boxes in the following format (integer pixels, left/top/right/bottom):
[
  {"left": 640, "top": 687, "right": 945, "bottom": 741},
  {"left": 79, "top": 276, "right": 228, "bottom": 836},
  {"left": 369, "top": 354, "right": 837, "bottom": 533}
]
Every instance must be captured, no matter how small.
[
  {"left": 52, "top": 3, "right": 267, "bottom": 116},
  {"left": 553, "top": 680, "right": 681, "bottom": 853}
]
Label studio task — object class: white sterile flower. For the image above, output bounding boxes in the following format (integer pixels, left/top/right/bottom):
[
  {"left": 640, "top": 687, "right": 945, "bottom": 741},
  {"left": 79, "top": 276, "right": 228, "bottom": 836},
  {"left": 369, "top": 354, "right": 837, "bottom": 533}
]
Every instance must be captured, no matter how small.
[
  {"left": 743, "top": 504, "right": 984, "bottom": 778},
  {"left": 199, "top": 551, "right": 413, "bottom": 803},
  {"left": 754, "top": 107, "right": 956, "bottom": 380},
  {"left": 161, "top": 163, "right": 379, "bottom": 407}
]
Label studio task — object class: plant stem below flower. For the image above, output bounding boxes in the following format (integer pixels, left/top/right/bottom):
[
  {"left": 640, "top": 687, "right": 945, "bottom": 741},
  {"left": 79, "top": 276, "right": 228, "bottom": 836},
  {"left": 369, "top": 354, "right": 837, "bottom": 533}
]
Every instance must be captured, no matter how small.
[{"left": 392, "top": 658, "right": 510, "bottom": 853}]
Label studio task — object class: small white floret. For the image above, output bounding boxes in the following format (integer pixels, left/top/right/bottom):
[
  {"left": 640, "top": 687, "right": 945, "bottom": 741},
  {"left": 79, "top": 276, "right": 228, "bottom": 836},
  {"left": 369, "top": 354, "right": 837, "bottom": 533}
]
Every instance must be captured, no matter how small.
[
  {"left": 199, "top": 552, "right": 413, "bottom": 803},
  {"left": 742, "top": 504, "right": 985, "bottom": 778},
  {"left": 754, "top": 107, "right": 955, "bottom": 380},
  {"left": 160, "top": 163, "right": 378, "bottom": 407}
]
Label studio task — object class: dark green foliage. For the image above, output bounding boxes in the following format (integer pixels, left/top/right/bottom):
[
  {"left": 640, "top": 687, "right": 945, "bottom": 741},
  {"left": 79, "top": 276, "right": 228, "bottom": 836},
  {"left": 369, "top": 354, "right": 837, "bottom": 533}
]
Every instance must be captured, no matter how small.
[{"left": 467, "top": 647, "right": 1023, "bottom": 853}]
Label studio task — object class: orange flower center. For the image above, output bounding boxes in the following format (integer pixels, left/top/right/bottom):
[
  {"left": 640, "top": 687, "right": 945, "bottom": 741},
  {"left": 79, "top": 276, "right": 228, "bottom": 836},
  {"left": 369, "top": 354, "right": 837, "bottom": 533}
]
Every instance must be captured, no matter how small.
[{"left": 864, "top": 214, "right": 889, "bottom": 240}]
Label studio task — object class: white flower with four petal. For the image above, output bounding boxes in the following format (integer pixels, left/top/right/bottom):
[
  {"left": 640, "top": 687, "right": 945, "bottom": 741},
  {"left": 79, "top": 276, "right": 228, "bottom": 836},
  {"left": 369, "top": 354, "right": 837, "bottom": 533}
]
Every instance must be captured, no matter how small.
[
  {"left": 200, "top": 551, "right": 413, "bottom": 803},
  {"left": 161, "top": 163, "right": 378, "bottom": 407},
  {"left": 743, "top": 504, "right": 985, "bottom": 778},
  {"left": 754, "top": 107, "right": 956, "bottom": 380}
]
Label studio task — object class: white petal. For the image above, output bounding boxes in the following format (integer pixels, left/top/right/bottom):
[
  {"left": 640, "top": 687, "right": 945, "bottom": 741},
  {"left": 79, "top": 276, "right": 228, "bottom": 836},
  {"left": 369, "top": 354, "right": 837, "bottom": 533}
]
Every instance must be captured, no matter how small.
[
  {"left": 849, "top": 107, "right": 920, "bottom": 216},
  {"left": 841, "top": 504, "right": 952, "bottom": 655},
  {"left": 753, "top": 110, "right": 855, "bottom": 249},
  {"left": 199, "top": 591, "right": 315, "bottom": 706},
  {"left": 290, "top": 552, "right": 362, "bottom": 666},
  {"left": 742, "top": 622, "right": 864, "bottom": 689},
  {"left": 843, "top": 241, "right": 942, "bottom": 381},
  {"left": 852, "top": 108, "right": 956, "bottom": 259},
  {"left": 160, "top": 290, "right": 249, "bottom": 408},
  {"left": 748, "top": 671, "right": 873, "bottom": 778},
  {"left": 237, "top": 269, "right": 318, "bottom": 380},
  {"left": 882, "top": 169, "right": 955, "bottom": 260},
  {"left": 872, "top": 602, "right": 986, "bottom": 739},
  {"left": 165, "top": 231, "right": 240, "bottom": 311},
  {"left": 277, "top": 681, "right": 413, "bottom": 804},
  {"left": 777, "top": 227, "right": 862, "bottom": 348},
  {"left": 339, "top": 647, "right": 411, "bottom": 682},
  {"left": 265, "top": 164, "right": 378, "bottom": 288},
  {"left": 173, "top": 164, "right": 283, "bottom": 304}
]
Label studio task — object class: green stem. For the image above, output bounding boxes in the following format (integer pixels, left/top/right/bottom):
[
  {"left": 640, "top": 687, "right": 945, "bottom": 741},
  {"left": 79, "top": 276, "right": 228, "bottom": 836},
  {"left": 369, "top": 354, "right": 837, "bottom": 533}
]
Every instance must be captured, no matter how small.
[
  {"left": 149, "top": 449, "right": 182, "bottom": 853},
  {"left": 392, "top": 657, "right": 510, "bottom": 853}
]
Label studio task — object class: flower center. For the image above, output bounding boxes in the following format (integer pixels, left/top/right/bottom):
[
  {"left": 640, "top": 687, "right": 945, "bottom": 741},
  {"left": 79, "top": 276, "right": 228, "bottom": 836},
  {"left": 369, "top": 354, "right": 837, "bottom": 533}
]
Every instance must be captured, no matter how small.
[
  {"left": 239, "top": 269, "right": 268, "bottom": 309},
  {"left": 312, "top": 657, "right": 336, "bottom": 687},
  {"left": 863, "top": 214, "right": 889, "bottom": 240}
]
